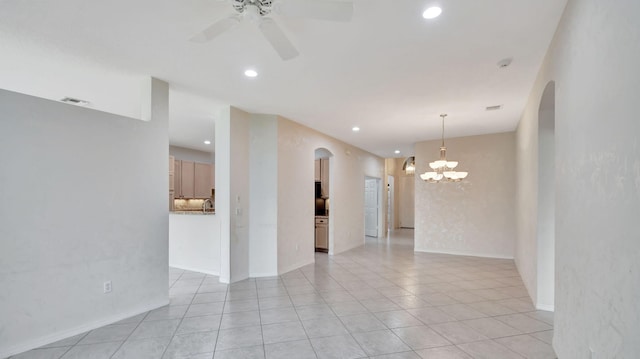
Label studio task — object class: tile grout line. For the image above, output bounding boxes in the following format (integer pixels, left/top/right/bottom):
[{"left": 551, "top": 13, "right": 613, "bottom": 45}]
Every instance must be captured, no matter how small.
[{"left": 156, "top": 272, "right": 206, "bottom": 359}]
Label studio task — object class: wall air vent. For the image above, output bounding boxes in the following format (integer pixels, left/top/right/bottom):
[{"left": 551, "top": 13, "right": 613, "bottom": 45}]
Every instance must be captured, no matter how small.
[
  {"left": 60, "top": 97, "right": 90, "bottom": 106},
  {"left": 486, "top": 105, "right": 502, "bottom": 111}
]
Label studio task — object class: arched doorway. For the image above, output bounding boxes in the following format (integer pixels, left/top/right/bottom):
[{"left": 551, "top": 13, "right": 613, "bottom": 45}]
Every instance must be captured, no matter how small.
[
  {"left": 314, "top": 148, "right": 333, "bottom": 253},
  {"left": 537, "top": 81, "right": 555, "bottom": 310}
]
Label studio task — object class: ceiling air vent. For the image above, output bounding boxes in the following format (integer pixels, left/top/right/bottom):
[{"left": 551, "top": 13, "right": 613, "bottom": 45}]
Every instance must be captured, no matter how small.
[
  {"left": 60, "top": 97, "right": 90, "bottom": 106},
  {"left": 486, "top": 105, "right": 502, "bottom": 111}
]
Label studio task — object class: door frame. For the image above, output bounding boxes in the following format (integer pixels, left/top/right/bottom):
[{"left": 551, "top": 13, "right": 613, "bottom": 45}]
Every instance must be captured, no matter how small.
[{"left": 364, "top": 176, "right": 383, "bottom": 238}]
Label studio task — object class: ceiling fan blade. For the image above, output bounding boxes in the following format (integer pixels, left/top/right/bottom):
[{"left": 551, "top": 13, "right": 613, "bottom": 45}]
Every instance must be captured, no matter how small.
[
  {"left": 190, "top": 16, "right": 240, "bottom": 43},
  {"left": 275, "top": 0, "right": 354, "bottom": 22},
  {"left": 258, "top": 18, "right": 299, "bottom": 61}
]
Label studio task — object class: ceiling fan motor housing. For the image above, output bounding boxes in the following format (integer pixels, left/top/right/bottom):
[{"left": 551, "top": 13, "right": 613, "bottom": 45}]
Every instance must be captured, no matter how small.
[{"left": 233, "top": 0, "right": 273, "bottom": 16}]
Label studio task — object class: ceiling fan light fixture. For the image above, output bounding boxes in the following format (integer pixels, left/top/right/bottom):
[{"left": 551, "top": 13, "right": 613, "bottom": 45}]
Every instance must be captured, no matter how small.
[{"left": 422, "top": 6, "right": 442, "bottom": 19}]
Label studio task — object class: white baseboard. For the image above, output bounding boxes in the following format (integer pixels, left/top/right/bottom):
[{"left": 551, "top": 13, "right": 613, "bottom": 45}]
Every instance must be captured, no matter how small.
[
  {"left": 278, "top": 259, "right": 314, "bottom": 276},
  {"left": 170, "top": 264, "right": 220, "bottom": 277},
  {"left": 249, "top": 271, "right": 278, "bottom": 278},
  {"left": 414, "top": 247, "right": 514, "bottom": 260},
  {"left": 536, "top": 303, "right": 555, "bottom": 312},
  {"left": 1, "top": 299, "right": 169, "bottom": 358}
]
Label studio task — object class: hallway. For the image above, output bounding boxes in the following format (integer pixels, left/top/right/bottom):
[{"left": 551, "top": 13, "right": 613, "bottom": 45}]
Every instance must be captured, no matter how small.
[{"left": 11, "top": 230, "right": 555, "bottom": 358}]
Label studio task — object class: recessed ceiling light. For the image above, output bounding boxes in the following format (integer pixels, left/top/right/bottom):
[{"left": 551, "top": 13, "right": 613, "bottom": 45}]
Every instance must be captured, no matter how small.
[
  {"left": 244, "top": 69, "right": 258, "bottom": 78},
  {"left": 422, "top": 6, "right": 442, "bottom": 19},
  {"left": 352, "top": 126, "right": 360, "bottom": 132},
  {"left": 394, "top": 150, "right": 401, "bottom": 154},
  {"left": 204, "top": 140, "right": 211, "bottom": 145}
]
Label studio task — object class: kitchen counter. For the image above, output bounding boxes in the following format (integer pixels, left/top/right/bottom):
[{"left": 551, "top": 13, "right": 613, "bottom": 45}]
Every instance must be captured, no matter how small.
[{"left": 171, "top": 210, "right": 215, "bottom": 215}]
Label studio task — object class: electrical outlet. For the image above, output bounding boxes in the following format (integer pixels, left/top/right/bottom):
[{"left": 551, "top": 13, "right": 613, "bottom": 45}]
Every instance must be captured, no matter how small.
[
  {"left": 236, "top": 208, "right": 242, "bottom": 215},
  {"left": 103, "top": 281, "right": 112, "bottom": 294}
]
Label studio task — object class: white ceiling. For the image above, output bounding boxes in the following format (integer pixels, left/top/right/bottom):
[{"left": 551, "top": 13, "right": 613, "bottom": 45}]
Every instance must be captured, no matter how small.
[{"left": 0, "top": 0, "right": 567, "bottom": 157}]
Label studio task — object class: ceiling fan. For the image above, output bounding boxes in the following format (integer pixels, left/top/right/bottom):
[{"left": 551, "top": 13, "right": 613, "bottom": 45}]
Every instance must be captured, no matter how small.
[{"left": 190, "top": 0, "right": 354, "bottom": 61}]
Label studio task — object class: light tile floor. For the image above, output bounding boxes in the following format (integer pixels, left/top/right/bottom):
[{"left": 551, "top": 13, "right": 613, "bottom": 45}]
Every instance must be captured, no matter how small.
[{"left": 9, "top": 230, "right": 556, "bottom": 359}]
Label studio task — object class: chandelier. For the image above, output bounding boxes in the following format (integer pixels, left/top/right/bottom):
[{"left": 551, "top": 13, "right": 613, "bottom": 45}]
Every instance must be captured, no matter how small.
[
  {"left": 402, "top": 156, "right": 415, "bottom": 175},
  {"left": 420, "top": 114, "right": 468, "bottom": 182}
]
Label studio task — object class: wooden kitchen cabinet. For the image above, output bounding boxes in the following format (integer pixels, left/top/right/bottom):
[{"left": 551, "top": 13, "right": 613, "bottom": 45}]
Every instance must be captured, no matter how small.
[
  {"left": 321, "top": 158, "right": 329, "bottom": 197},
  {"left": 194, "top": 162, "right": 214, "bottom": 198},
  {"left": 174, "top": 160, "right": 181, "bottom": 196},
  {"left": 314, "top": 158, "right": 330, "bottom": 197},
  {"left": 175, "top": 160, "right": 195, "bottom": 199},
  {"left": 314, "top": 159, "right": 321, "bottom": 182},
  {"left": 174, "top": 159, "right": 214, "bottom": 199},
  {"left": 315, "top": 217, "right": 328, "bottom": 252},
  {"left": 169, "top": 156, "right": 175, "bottom": 210}
]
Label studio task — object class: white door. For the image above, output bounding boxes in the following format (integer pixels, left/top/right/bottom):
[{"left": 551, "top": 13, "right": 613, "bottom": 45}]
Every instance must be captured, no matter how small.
[
  {"left": 387, "top": 175, "right": 394, "bottom": 231},
  {"left": 398, "top": 176, "right": 415, "bottom": 228},
  {"left": 364, "top": 178, "right": 379, "bottom": 237}
]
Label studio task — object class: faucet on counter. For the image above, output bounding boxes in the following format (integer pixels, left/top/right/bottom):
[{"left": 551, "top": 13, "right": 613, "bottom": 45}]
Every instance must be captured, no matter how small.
[{"left": 202, "top": 198, "right": 213, "bottom": 213}]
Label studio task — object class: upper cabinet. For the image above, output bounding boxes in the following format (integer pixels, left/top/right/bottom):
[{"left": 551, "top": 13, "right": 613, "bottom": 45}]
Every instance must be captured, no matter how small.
[
  {"left": 194, "top": 162, "right": 214, "bottom": 198},
  {"left": 314, "top": 159, "right": 321, "bottom": 182},
  {"left": 169, "top": 156, "right": 175, "bottom": 211},
  {"left": 173, "top": 159, "right": 214, "bottom": 199},
  {"left": 315, "top": 158, "right": 330, "bottom": 197},
  {"left": 321, "top": 158, "right": 329, "bottom": 197},
  {"left": 177, "top": 160, "right": 195, "bottom": 199}
]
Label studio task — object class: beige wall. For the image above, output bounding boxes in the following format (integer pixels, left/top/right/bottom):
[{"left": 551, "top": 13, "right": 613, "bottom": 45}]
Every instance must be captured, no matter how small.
[
  {"left": 277, "top": 117, "right": 386, "bottom": 273},
  {"left": 385, "top": 157, "right": 414, "bottom": 230},
  {"left": 516, "top": 0, "right": 640, "bottom": 356},
  {"left": 414, "top": 132, "right": 516, "bottom": 258}
]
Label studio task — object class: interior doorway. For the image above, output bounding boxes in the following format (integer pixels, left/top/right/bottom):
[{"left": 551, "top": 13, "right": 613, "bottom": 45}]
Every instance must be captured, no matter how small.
[
  {"left": 387, "top": 175, "right": 394, "bottom": 232},
  {"left": 537, "top": 81, "right": 555, "bottom": 311},
  {"left": 364, "top": 177, "right": 380, "bottom": 237},
  {"left": 314, "top": 148, "right": 332, "bottom": 253}
]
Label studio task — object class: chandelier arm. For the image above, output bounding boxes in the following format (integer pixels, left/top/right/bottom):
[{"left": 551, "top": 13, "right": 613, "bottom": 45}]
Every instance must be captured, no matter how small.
[{"left": 441, "top": 114, "right": 445, "bottom": 147}]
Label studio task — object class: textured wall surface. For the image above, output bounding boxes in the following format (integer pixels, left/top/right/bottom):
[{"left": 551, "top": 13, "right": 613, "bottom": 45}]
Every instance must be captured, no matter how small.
[
  {"left": 414, "top": 132, "right": 516, "bottom": 258},
  {"left": 516, "top": 0, "right": 640, "bottom": 356},
  {"left": 0, "top": 82, "right": 169, "bottom": 357},
  {"left": 249, "top": 114, "right": 279, "bottom": 277},
  {"left": 277, "top": 117, "right": 385, "bottom": 274},
  {"left": 515, "top": 90, "right": 540, "bottom": 306}
]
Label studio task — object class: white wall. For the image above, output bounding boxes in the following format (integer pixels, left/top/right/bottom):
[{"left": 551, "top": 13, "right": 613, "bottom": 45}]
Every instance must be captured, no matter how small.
[
  {"left": 169, "top": 214, "right": 221, "bottom": 275},
  {"left": 0, "top": 79, "right": 169, "bottom": 357},
  {"left": 414, "top": 132, "right": 516, "bottom": 259},
  {"left": 276, "top": 117, "right": 385, "bottom": 273},
  {"left": 516, "top": 0, "right": 640, "bottom": 356},
  {"left": 214, "top": 109, "right": 231, "bottom": 283},
  {"left": 0, "top": 36, "right": 144, "bottom": 120},
  {"left": 515, "top": 80, "right": 541, "bottom": 306},
  {"left": 215, "top": 106, "right": 251, "bottom": 283},
  {"left": 249, "top": 114, "right": 279, "bottom": 277},
  {"left": 229, "top": 108, "right": 251, "bottom": 282},
  {"left": 536, "top": 83, "right": 556, "bottom": 311}
]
